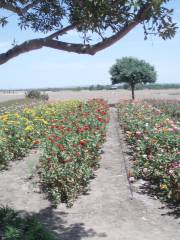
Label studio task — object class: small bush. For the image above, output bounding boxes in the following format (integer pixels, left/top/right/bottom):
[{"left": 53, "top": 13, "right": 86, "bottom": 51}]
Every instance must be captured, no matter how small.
[
  {"left": 0, "top": 206, "right": 55, "bottom": 240},
  {"left": 25, "top": 90, "right": 49, "bottom": 101}
]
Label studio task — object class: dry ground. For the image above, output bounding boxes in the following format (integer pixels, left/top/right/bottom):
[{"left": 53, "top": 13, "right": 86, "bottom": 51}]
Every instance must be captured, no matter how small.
[
  {"left": 49, "top": 89, "right": 180, "bottom": 103},
  {"left": 0, "top": 89, "right": 179, "bottom": 103},
  {"left": 47, "top": 89, "right": 180, "bottom": 104},
  {"left": 0, "top": 91, "right": 24, "bottom": 102}
]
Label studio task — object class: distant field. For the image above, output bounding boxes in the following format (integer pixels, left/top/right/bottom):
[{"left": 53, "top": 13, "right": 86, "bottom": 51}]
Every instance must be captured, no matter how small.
[
  {"left": 0, "top": 91, "right": 24, "bottom": 102},
  {"left": 0, "top": 89, "right": 179, "bottom": 104},
  {"left": 48, "top": 89, "right": 180, "bottom": 104}
]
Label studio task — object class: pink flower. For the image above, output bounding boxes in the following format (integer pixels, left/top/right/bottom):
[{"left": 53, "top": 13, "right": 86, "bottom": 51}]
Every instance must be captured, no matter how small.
[
  {"left": 173, "top": 127, "right": 180, "bottom": 132},
  {"left": 148, "top": 154, "right": 153, "bottom": 160},
  {"left": 168, "top": 128, "right": 174, "bottom": 132},
  {"left": 135, "top": 131, "right": 142, "bottom": 137}
]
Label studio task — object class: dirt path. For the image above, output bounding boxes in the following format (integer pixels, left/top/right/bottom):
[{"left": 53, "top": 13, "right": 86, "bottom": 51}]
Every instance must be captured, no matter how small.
[{"left": 0, "top": 108, "right": 179, "bottom": 240}]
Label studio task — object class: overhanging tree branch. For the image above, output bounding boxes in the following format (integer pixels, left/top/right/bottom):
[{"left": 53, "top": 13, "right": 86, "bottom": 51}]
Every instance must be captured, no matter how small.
[
  {"left": 0, "top": 2, "right": 175, "bottom": 65},
  {"left": 0, "top": 1, "right": 41, "bottom": 15},
  {"left": 47, "top": 24, "right": 78, "bottom": 40},
  {"left": 0, "top": 2, "right": 22, "bottom": 15},
  {"left": 0, "top": 18, "right": 139, "bottom": 65},
  {"left": 44, "top": 20, "right": 140, "bottom": 55},
  {"left": 0, "top": 39, "right": 44, "bottom": 65}
]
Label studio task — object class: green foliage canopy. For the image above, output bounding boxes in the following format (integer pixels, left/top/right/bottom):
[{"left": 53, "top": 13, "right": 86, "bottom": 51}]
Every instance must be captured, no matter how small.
[
  {"left": 110, "top": 57, "right": 157, "bottom": 85},
  {"left": 110, "top": 57, "right": 157, "bottom": 98},
  {"left": 0, "top": 1, "right": 178, "bottom": 64}
]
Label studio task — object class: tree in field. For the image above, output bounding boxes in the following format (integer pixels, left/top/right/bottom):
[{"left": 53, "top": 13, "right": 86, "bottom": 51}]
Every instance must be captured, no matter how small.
[
  {"left": 0, "top": 0, "right": 177, "bottom": 65},
  {"left": 110, "top": 57, "right": 157, "bottom": 99}
]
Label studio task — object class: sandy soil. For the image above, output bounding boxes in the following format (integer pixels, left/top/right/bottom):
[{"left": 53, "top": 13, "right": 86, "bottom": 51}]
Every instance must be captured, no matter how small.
[
  {"left": 0, "top": 91, "right": 24, "bottom": 102},
  {"left": 0, "top": 89, "right": 179, "bottom": 103},
  {"left": 48, "top": 89, "right": 180, "bottom": 104},
  {"left": 0, "top": 108, "right": 179, "bottom": 240}
]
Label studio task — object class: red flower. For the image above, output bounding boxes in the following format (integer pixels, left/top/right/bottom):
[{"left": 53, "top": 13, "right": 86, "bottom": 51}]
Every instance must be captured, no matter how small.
[
  {"left": 55, "top": 136, "right": 61, "bottom": 141},
  {"left": 79, "top": 140, "right": 87, "bottom": 146},
  {"left": 76, "top": 152, "right": 81, "bottom": 157},
  {"left": 48, "top": 136, "right": 55, "bottom": 143},
  {"left": 33, "top": 139, "right": 40, "bottom": 145},
  {"left": 78, "top": 127, "right": 85, "bottom": 133},
  {"left": 56, "top": 143, "right": 65, "bottom": 151},
  {"left": 95, "top": 115, "right": 104, "bottom": 122},
  {"left": 84, "top": 125, "right": 90, "bottom": 130}
]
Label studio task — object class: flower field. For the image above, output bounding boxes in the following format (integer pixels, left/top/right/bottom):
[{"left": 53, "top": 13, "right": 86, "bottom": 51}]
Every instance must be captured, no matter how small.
[
  {"left": 0, "top": 99, "right": 109, "bottom": 205},
  {"left": 118, "top": 101, "right": 180, "bottom": 202},
  {"left": 40, "top": 99, "right": 109, "bottom": 206},
  {"left": 145, "top": 99, "right": 180, "bottom": 120},
  {"left": 0, "top": 100, "right": 79, "bottom": 168},
  {"left": 0, "top": 98, "right": 44, "bottom": 115}
]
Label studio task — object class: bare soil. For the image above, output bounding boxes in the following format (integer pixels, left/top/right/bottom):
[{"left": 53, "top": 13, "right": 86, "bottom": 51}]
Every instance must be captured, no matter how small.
[
  {"left": 0, "top": 107, "right": 179, "bottom": 240},
  {"left": 0, "top": 88, "right": 179, "bottom": 103},
  {"left": 47, "top": 89, "right": 180, "bottom": 104},
  {"left": 0, "top": 91, "right": 24, "bottom": 102}
]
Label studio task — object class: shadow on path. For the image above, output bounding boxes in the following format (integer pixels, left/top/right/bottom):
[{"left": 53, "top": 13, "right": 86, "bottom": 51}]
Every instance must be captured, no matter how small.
[
  {"left": 18, "top": 206, "right": 107, "bottom": 240},
  {"left": 136, "top": 181, "right": 180, "bottom": 220}
]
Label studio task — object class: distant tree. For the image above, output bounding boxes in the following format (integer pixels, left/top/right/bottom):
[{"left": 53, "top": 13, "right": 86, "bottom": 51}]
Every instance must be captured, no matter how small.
[
  {"left": 110, "top": 57, "right": 157, "bottom": 99},
  {"left": 0, "top": 1, "right": 178, "bottom": 65}
]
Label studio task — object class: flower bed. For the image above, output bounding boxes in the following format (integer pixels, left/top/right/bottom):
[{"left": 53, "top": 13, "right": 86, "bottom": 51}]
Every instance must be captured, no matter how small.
[
  {"left": 40, "top": 99, "right": 109, "bottom": 206},
  {"left": 0, "top": 99, "right": 109, "bottom": 205},
  {"left": 0, "top": 100, "right": 80, "bottom": 168},
  {"left": 118, "top": 101, "right": 180, "bottom": 202},
  {"left": 145, "top": 99, "right": 180, "bottom": 120}
]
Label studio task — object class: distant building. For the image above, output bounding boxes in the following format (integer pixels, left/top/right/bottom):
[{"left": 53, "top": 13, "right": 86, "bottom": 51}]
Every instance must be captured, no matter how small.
[
  {"left": 110, "top": 85, "right": 118, "bottom": 89},
  {"left": 110, "top": 83, "right": 124, "bottom": 89}
]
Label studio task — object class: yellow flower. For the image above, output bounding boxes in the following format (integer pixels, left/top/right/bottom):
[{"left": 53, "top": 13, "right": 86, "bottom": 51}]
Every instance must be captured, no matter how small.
[
  {"left": 15, "top": 113, "right": 20, "bottom": 118},
  {"left": 0, "top": 114, "right": 9, "bottom": 121},
  {"left": 162, "top": 127, "right": 168, "bottom": 133},
  {"left": 42, "top": 119, "right": 48, "bottom": 125},
  {"left": 25, "top": 126, "right": 34, "bottom": 132},
  {"left": 160, "top": 184, "right": 168, "bottom": 190},
  {"left": 35, "top": 117, "right": 48, "bottom": 125}
]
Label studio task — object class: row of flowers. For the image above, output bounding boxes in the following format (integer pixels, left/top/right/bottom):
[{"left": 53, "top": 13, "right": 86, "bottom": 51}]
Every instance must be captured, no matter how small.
[
  {"left": 118, "top": 101, "right": 180, "bottom": 202},
  {"left": 0, "top": 100, "right": 80, "bottom": 169},
  {"left": 39, "top": 99, "right": 109, "bottom": 206},
  {"left": 145, "top": 99, "right": 180, "bottom": 120},
  {"left": 0, "top": 98, "right": 44, "bottom": 115},
  {"left": 0, "top": 99, "right": 109, "bottom": 206}
]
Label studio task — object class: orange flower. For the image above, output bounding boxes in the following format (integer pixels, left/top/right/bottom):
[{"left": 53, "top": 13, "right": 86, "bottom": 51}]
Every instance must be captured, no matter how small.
[{"left": 33, "top": 139, "right": 40, "bottom": 145}]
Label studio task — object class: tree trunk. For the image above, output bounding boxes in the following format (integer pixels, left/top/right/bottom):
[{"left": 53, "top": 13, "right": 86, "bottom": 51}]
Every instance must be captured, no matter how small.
[{"left": 131, "top": 84, "right": 135, "bottom": 100}]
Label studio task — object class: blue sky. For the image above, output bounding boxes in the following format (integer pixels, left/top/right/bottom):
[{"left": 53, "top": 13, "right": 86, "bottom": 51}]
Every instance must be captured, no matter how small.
[{"left": 0, "top": 1, "right": 180, "bottom": 89}]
